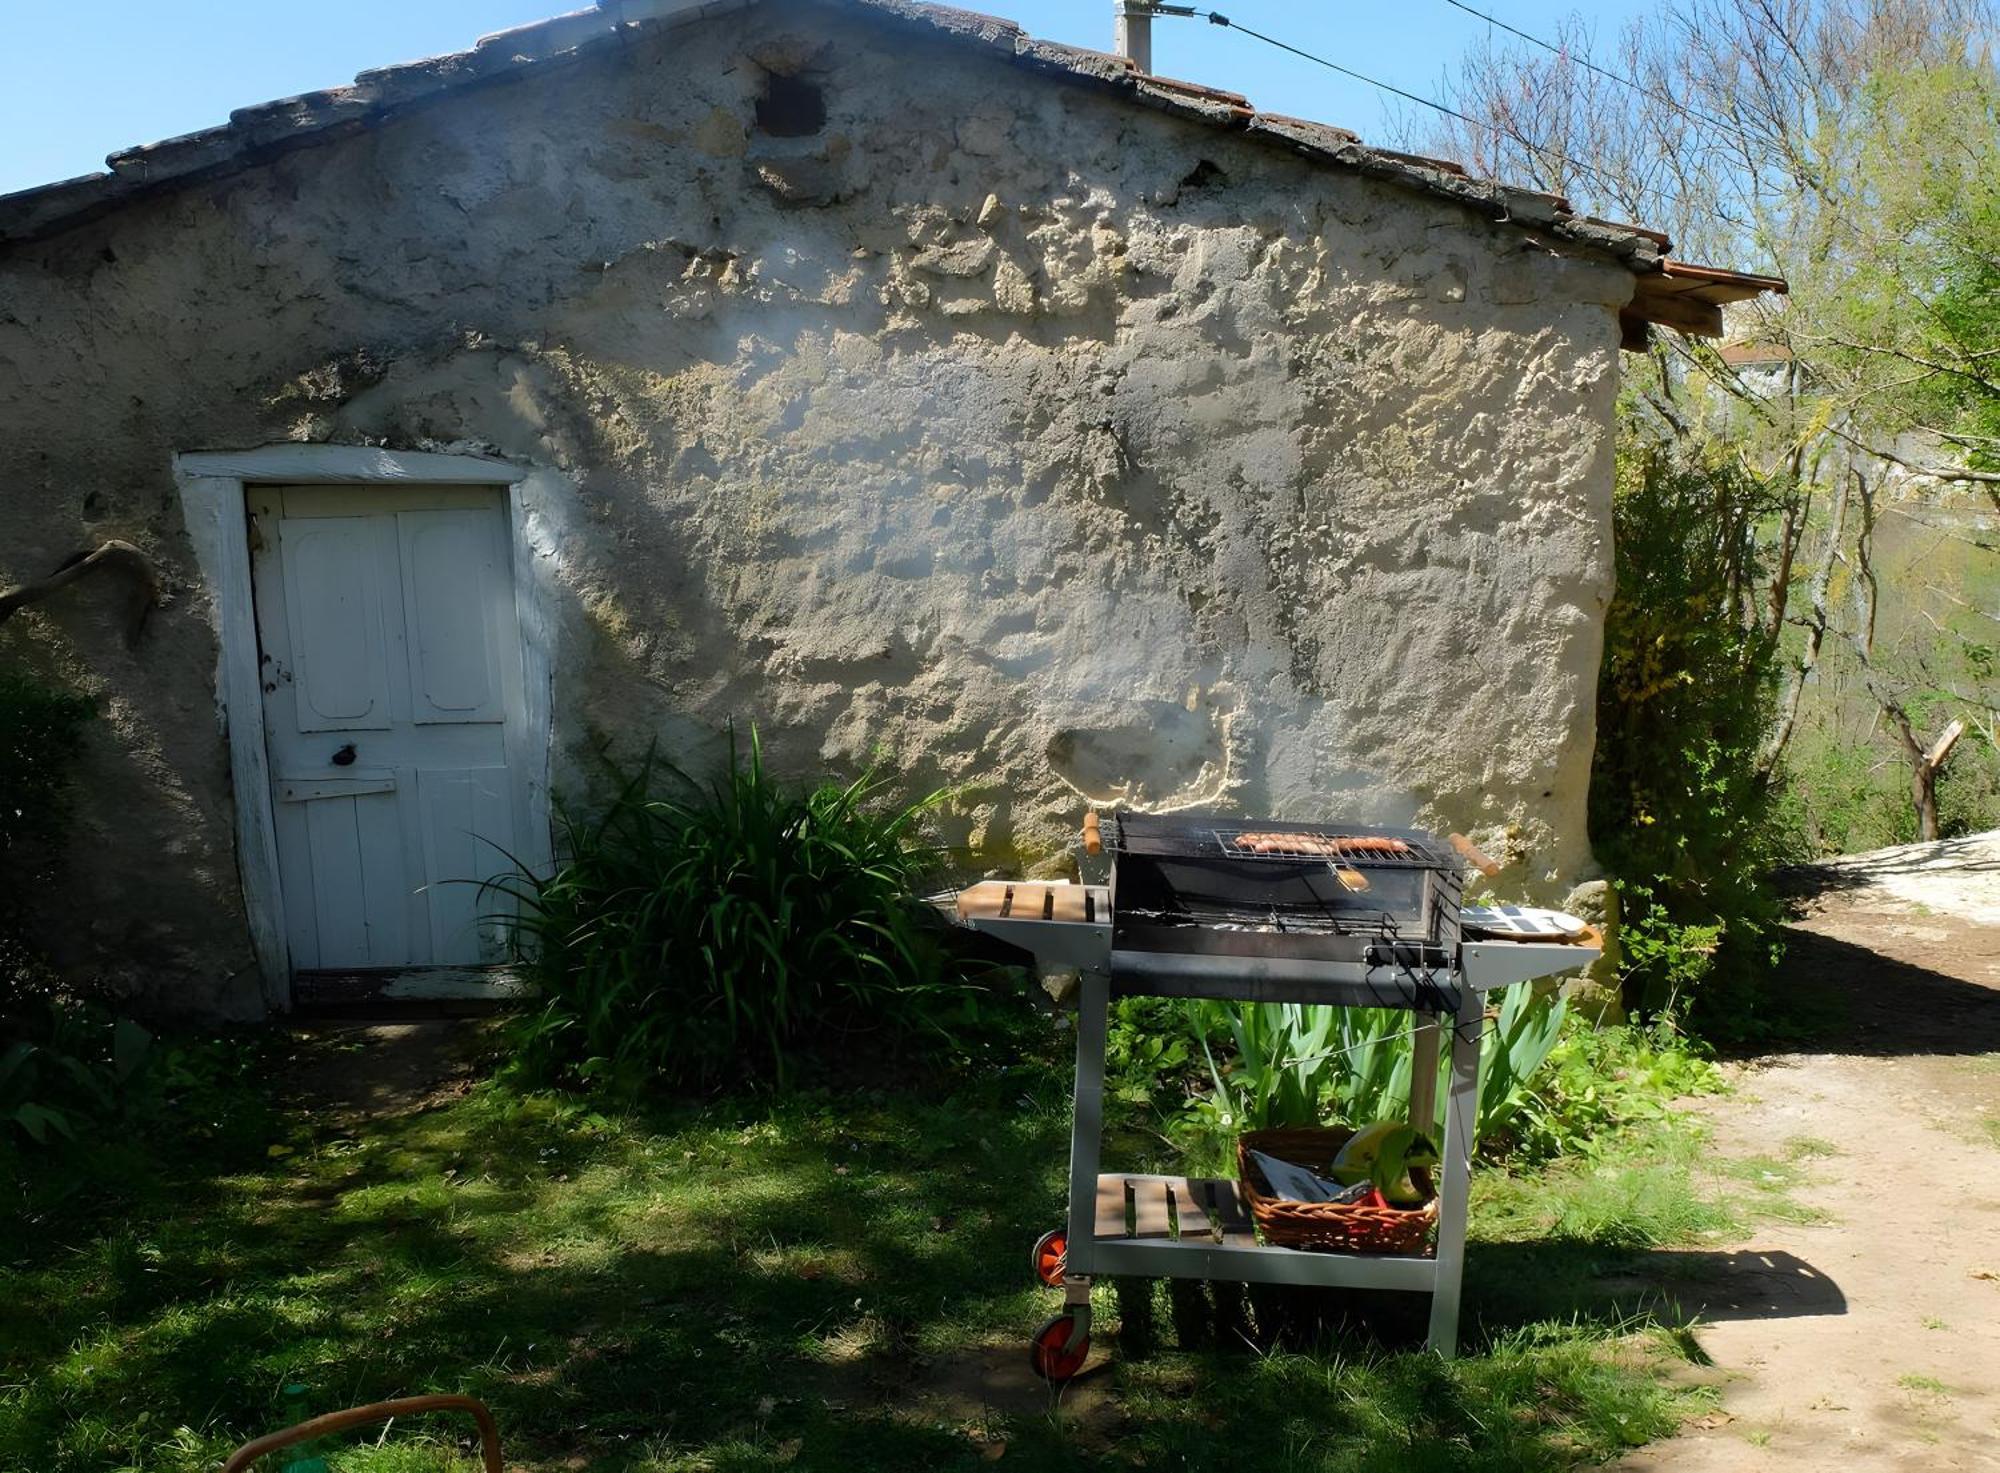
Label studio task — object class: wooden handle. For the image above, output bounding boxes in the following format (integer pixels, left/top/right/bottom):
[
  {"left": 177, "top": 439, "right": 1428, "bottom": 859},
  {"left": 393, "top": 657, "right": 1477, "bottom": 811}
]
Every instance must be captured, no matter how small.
[
  {"left": 1448, "top": 831, "right": 1502, "bottom": 879},
  {"left": 223, "top": 1394, "right": 502, "bottom": 1472},
  {"left": 1081, "top": 810, "right": 1103, "bottom": 856}
]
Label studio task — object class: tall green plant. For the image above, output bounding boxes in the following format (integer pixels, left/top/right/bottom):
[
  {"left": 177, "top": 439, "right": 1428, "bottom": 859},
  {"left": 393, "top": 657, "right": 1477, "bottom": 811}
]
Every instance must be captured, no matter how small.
[
  {"left": 0, "top": 670, "right": 161, "bottom": 1154},
  {"left": 1, "top": 672, "right": 96, "bottom": 973},
  {"left": 1186, "top": 988, "right": 1568, "bottom": 1143},
  {"left": 497, "top": 730, "right": 995, "bottom": 1091},
  {"left": 1591, "top": 445, "right": 1790, "bottom": 1026}
]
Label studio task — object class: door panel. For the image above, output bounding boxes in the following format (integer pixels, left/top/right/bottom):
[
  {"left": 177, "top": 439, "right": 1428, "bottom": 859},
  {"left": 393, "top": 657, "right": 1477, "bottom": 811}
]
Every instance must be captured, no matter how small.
[
  {"left": 398, "top": 510, "right": 504, "bottom": 725},
  {"left": 251, "top": 484, "right": 534, "bottom": 981},
  {"left": 301, "top": 789, "right": 412, "bottom": 969},
  {"left": 417, "top": 767, "right": 516, "bottom": 963},
  {"left": 280, "top": 518, "right": 393, "bottom": 732}
]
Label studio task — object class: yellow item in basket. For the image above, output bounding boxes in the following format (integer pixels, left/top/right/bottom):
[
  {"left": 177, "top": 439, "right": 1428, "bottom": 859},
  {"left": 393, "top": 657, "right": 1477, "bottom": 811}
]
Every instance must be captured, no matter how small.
[{"left": 1331, "top": 1121, "right": 1439, "bottom": 1205}]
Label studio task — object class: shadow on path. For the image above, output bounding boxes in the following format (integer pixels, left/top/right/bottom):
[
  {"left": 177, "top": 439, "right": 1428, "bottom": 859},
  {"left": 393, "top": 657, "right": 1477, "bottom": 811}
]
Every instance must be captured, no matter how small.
[{"left": 1748, "top": 922, "right": 2000, "bottom": 1059}]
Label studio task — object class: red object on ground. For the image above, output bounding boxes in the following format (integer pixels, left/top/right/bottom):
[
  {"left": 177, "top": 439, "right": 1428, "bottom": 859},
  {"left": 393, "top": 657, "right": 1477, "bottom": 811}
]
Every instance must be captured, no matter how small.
[
  {"left": 1032, "top": 1228, "right": 1068, "bottom": 1288},
  {"left": 1028, "top": 1313, "right": 1091, "bottom": 1382}
]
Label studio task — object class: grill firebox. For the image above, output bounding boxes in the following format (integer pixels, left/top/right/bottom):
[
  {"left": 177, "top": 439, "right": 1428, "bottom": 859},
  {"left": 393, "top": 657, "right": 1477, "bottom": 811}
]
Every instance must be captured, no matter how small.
[{"left": 1106, "top": 811, "right": 1463, "bottom": 968}]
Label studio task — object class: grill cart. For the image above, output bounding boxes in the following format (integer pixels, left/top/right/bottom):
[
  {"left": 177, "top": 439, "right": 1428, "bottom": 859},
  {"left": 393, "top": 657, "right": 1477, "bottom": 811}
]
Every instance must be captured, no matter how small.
[{"left": 953, "top": 811, "right": 1599, "bottom": 1381}]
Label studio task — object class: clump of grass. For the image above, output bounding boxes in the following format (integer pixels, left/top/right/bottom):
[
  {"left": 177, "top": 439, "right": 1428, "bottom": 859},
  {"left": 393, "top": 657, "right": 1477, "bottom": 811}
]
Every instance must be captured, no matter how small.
[
  {"left": 1720, "top": 1156, "right": 1827, "bottom": 1225},
  {"left": 1479, "top": 1121, "right": 1733, "bottom": 1250},
  {"left": 497, "top": 729, "right": 1006, "bottom": 1092}
]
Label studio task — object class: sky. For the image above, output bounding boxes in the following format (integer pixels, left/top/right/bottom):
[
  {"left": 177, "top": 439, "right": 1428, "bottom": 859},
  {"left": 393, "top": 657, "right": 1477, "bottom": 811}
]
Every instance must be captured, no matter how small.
[{"left": 0, "top": 0, "right": 1650, "bottom": 198}]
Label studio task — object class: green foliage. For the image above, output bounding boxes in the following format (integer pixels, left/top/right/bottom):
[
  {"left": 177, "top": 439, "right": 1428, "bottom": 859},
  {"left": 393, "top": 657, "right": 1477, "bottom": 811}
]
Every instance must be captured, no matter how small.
[
  {"left": 1187, "top": 1000, "right": 1344, "bottom": 1131},
  {"left": 1175, "top": 988, "right": 1569, "bottom": 1146},
  {"left": 1769, "top": 502, "right": 2000, "bottom": 857},
  {"left": 0, "top": 1006, "right": 153, "bottom": 1147},
  {"left": 1824, "top": 61, "right": 2000, "bottom": 465},
  {"left": 1103, "top": 996, "right": 1197, "bottom": 1107},
  {"left": 0, "top": 671, "right": 96, "bottom": 966},
  {"left": 0, "top": 670, "right": 145, "bottom": 1156},
  {"left": 1591, "top": 444, "right": 1792, "bottom": 1027},
  {"left": 1502, "top": 1018, "right": 1727, "bottom": 1165},
  {"left": 0, "top": 671, "right": 95, "bottom": 864},
  {"left": 498, "top": 730, "right": 1005, "bottom": 1093}
]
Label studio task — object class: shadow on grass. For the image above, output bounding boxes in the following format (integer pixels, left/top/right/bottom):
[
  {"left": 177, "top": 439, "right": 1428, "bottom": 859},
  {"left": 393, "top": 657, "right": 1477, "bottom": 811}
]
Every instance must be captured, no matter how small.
[{"left": 0, "top": 1055, "right": 1829, "bottom": 1473}]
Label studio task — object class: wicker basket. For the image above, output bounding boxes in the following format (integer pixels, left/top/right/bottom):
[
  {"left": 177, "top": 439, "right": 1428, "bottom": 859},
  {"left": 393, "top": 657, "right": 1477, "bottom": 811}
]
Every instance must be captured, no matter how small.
[{"left": 1237, "top": 1127, "right": 1438, "bottom": 1255}]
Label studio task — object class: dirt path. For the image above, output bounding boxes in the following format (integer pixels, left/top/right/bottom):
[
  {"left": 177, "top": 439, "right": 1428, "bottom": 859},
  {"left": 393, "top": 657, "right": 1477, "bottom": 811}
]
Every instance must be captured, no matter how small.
[
  {"left": 1624, "top": 834, "right": 2000, "bottom": 1472},
  {"left": 282, "top": 1016, "right": 494, "bottom": 1122}
]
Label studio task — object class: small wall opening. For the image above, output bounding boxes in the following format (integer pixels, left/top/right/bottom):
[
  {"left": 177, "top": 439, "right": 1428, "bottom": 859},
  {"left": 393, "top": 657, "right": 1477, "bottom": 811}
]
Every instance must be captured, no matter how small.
[
  {"left": 1181, "top": 158, "right": 1227, "bottom": 190},
  {"left": 756, "top": 74, "right": 826, "bottom": 137}
]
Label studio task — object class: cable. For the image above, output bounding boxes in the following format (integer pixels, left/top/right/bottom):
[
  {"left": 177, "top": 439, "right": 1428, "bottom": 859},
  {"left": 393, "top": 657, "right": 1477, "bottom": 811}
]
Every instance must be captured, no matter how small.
[
  {"left": 1435, "top": 0, "right": 1751, "bottom": 140},
  {"left": 1181, "top": 9, "right": 1651, "bottom": 208},
  {"left": 1273, "top": 1012, "right": 1502, "bottom": 1072}
]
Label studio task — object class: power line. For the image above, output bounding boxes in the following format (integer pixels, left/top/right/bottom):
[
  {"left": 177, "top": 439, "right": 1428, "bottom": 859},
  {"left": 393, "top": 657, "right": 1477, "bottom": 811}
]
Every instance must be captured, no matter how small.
[
  {"left": 1435, "top": 0, "right": 1756, "bottom": 144},
  {"left": 1181, "top": 9, "right": 1650, "bottom": 208}
]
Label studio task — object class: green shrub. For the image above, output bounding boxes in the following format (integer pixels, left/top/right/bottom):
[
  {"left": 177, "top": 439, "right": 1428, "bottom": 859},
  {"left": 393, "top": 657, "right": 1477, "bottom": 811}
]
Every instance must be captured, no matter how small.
[
  {"left": 1, "top": 1003, "right": 153, "bottom": 1147},
  {"left": 0, "top": 671, "right": 96, "bottom": 964},
  {"left": 1177, "top": 988, "right": 1569, "bottom": 1145},
  {"left": 1777, "top": 723, "right": 2000, "bottom": 855},
  {"left": 497, "top": 730, "right": 1005, "bottom": 1092},
  {"left": 0, "top": 670, "right": 145, "bottom": 1153},
  {"left": 1591, "top": 445, "right": 1792, "bottom": 1029},
  {"left": 1502, "top": 1015, "right": 1726, "bottom": 1164}
]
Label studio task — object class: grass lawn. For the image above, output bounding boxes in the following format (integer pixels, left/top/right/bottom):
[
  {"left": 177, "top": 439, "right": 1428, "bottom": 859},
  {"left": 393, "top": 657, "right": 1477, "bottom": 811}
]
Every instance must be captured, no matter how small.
[{"left": 0, "top": 1027, "right": 1750, "bottom": 1472}]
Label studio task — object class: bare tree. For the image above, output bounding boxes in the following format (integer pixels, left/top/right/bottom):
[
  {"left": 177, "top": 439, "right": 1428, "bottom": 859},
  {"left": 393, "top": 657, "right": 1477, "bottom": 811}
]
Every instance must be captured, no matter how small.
[{"left": 1405, "top": 0, "right": 2000, "bottom": 841}]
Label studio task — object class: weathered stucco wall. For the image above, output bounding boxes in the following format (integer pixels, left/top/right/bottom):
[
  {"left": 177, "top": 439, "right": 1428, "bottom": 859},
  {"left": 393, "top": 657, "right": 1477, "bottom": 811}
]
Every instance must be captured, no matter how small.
[{"left": 0, "top": 0, "right": 1630, "bottom": 1016}]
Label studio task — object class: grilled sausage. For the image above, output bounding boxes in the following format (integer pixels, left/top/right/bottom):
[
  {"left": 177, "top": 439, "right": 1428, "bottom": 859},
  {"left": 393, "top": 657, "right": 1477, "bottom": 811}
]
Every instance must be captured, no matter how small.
[{"left": 1230, "top": 831, "right": 1409, "bottom": 857}]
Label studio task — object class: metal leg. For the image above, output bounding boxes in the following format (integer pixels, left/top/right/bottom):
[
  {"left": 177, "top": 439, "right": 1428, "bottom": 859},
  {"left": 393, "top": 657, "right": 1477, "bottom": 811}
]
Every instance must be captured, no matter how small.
[
  {"left": 1426, "top": 987, "right": 1482, "bottom": 1358},
  {"left": 1062, "top": 970, "right": 1111, "bottom": 1282}
]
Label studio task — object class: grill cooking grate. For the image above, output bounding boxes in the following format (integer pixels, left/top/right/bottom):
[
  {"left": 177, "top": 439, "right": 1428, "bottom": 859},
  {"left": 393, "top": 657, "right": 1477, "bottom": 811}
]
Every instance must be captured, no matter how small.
[
  {"left": 1105, "top": 812, "right": 1457, "bottom": 871},
  {"left": 1205, "top": 827, "right": 1453, "bottom": 869}
]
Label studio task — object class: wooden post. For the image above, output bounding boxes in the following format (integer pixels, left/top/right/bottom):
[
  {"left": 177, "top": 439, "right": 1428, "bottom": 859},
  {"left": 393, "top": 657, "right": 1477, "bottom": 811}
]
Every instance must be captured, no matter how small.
[{"left": 1409, "top": 1015, "right": 1441, "bottom": 1141}]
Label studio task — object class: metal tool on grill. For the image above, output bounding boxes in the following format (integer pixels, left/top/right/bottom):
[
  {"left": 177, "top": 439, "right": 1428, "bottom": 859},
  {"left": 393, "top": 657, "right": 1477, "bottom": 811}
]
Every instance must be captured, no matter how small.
[{"left": 950, "top": 808, "right": 1600, "bottom": 1379}]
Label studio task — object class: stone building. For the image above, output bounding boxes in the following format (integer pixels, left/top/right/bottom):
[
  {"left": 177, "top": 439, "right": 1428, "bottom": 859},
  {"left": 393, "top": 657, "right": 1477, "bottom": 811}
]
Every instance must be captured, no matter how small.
[{"left": 0, "top": 0, "right": 1781, "bottom": 1016}]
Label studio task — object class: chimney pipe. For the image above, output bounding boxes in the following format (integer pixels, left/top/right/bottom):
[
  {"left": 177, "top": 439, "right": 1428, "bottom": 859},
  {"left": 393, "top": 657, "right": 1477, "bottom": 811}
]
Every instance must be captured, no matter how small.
[{"left": 1115, "top": 0, "right": 1154, "bottom": 73}]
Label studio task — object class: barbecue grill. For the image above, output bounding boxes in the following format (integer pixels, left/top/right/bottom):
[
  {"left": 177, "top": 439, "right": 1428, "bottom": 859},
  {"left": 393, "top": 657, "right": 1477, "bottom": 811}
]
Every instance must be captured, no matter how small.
[{"left": 950, "top": 808, "right": 1600, "bottom": 1379}]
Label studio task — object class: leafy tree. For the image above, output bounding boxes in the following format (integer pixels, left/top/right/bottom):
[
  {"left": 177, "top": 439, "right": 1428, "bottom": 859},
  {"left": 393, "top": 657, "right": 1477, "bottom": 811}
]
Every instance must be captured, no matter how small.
[{"left": 1406, "top": 0, "right": 2000, "bottom": 847}]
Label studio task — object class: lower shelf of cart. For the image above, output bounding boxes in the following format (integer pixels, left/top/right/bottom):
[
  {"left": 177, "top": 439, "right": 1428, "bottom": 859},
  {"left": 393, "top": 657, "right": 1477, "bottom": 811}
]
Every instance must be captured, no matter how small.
[
  {"left": 1081, "top": 1236, "right": 1439, "bottom": 1291},
  {"left": 1074, "top": 1173, "right": 1439, "bottom": 1293}
]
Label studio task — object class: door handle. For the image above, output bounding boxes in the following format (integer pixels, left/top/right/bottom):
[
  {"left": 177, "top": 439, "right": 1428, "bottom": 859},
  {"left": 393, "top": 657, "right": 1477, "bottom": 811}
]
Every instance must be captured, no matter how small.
[{"left": 331, "top": 743, "right": 358, "bottom": 767}]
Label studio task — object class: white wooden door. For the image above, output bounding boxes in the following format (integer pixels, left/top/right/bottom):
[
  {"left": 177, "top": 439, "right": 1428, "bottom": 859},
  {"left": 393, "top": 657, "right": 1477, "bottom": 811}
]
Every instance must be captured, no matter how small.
[{"left": 249, "top": 484, "right": 532, "bottom": 974}]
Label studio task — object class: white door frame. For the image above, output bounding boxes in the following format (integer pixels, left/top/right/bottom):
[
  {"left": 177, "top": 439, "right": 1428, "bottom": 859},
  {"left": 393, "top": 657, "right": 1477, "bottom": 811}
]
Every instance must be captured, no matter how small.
[{"left": 174, "top": 445, "right": 559, "bottom": 1011}]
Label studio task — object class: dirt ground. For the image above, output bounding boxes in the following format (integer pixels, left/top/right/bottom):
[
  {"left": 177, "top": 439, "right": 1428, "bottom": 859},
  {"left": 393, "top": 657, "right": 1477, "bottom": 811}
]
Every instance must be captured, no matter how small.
[{"left": 1623, "top": 833, "right": 2000, "bottom": 1472}]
